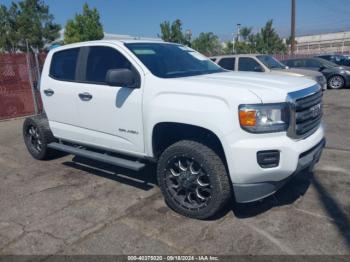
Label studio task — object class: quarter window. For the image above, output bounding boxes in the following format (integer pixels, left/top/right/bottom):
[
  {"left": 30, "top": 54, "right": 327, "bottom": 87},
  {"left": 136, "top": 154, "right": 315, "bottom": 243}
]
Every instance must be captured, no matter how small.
[
  {"left": 50, "top": 48, "right": 79, "bottom": 81},
  {"left": 85, "top": 46, "right": 132, "bottom": 84},
  {"left": 218, "top": 57, "right": 235, "bottom": 70}
]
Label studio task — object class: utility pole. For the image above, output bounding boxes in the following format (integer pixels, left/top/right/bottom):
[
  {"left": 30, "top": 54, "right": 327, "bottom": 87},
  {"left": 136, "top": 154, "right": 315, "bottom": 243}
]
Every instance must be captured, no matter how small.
[
  {"left": 236, "top": 23, "right": 241, "bottom": 42},
  {"left": 232, "top": 32, "right": 235, "bottom": 54},
  {"left": 233, "top": 23, "right": 241, "bottom": 54},
  {"left": 290, "top": 0, "right": 296, "bottom": 55}
]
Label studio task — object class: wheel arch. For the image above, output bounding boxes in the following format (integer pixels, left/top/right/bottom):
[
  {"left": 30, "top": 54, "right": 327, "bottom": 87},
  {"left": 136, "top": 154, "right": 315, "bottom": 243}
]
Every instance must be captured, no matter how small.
[{"left": 151, "top": 122, "right": 229, "bottom": 170}]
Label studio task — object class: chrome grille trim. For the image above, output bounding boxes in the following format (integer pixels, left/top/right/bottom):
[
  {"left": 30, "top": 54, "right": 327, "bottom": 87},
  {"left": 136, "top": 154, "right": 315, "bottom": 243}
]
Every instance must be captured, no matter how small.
[{"left": 286, "top": 84, "right": 323, "bottom": 139}]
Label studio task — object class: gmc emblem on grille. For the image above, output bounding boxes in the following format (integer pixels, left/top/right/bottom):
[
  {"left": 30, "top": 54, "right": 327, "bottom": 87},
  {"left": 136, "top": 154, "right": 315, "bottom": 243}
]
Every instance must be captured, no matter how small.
[{"left": 310, "top": 103, "right": 321, "bottom": 117}]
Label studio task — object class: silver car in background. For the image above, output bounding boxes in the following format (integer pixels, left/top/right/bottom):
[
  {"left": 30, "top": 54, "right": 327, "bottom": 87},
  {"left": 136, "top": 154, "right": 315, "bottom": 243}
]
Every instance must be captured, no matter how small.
[{"left": 211, "top": 54, "right": 327, "bottom": 90}]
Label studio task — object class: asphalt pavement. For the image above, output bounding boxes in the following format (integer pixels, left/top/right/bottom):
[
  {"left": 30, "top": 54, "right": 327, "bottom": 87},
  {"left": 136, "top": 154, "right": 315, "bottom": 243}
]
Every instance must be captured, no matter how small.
[{"left": 0, "top": 90, "right": 349, "bottom": 255}]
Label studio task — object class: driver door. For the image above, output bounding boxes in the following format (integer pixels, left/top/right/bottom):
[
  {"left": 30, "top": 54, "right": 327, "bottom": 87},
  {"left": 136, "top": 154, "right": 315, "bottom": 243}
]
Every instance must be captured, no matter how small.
[{"left": 73, "top": 45, "right": 144, "bottom": 155}]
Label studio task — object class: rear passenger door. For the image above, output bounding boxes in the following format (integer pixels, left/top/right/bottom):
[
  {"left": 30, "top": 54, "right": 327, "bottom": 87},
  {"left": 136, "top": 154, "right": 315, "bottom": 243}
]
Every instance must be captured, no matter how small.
[
  {"left": 218, "top": 57, "right": 236, "bottom": 71},
  {"left": 74, "top": 45, "right": 145, "bottom": 155},
  {"left": 41, "top": 47, "right": 81, "bottom": 138}
]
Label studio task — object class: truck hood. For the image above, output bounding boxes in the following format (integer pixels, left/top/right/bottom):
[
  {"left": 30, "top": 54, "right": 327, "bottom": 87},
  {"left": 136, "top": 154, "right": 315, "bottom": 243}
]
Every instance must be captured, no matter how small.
[
  {"left": 176, "top": 71, "right": 316, "bottom": 103},
  {"left": 270, "top": 68, "right": 322, "bottom": 78}
]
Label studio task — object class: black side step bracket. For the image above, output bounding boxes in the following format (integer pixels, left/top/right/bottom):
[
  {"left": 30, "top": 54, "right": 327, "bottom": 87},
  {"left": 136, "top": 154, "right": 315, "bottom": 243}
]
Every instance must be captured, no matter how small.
[{"left": 47, "top": 142, "right": 145, "bottom": 171}]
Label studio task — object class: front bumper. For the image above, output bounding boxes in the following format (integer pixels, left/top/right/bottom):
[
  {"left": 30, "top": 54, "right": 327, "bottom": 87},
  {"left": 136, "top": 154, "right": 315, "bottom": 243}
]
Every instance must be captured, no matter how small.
[
  {"left": 345, "top": 74, "right": 350, "bottom": 87},
  {"left": 232, "top": 138, "right": 325, "bottom": 203}
]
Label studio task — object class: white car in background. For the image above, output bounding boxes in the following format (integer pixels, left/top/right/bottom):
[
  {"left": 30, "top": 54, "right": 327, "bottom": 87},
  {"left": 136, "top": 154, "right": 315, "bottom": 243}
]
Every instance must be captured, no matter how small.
[{"left": 211, "top": 54, "right": 327, "bottom": 90}]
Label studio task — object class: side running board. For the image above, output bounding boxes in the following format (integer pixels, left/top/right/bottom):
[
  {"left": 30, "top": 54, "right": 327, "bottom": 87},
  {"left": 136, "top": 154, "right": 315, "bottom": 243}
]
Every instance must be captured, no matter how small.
[{"left": 47, "top": 142, "right": 145, "bottom": 171}]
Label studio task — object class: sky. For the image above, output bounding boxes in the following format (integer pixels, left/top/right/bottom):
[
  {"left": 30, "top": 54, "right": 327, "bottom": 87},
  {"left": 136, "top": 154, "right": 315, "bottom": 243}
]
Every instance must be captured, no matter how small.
[{"left": 2, "top": 0, "right": 350, "bottom": 40}]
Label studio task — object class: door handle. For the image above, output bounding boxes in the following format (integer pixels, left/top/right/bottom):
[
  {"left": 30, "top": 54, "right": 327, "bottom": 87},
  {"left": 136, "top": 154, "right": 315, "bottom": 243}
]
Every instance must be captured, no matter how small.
[
  {"left": 79, "top": 92, "right": 93, "bottom": 101},
  {"left": 43, "top": 89, "right": 54, "bottom": 96}
]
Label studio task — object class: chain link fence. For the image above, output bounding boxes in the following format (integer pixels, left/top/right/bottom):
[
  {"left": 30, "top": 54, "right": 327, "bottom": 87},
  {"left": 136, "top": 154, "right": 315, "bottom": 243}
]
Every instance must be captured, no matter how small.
[{"left": 0, "top": 53, "right": 45, "bottom": 120}]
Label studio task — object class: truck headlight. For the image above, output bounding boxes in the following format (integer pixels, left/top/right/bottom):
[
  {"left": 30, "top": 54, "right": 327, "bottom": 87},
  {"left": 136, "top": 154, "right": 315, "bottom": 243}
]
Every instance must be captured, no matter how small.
[{"left": 239, "top": 103, "right": 290, "bottom": 133}]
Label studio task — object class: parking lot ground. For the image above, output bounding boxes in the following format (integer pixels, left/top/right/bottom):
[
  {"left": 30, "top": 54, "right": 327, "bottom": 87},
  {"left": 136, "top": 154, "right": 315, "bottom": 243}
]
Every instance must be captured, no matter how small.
[{"left": 0, "top": 90, "right": 350, "bottom": 255}]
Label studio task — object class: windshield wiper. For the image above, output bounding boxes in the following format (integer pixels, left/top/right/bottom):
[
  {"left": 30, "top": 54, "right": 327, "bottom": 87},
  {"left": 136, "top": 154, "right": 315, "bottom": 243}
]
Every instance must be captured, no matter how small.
[{"left": 165, "top": 69, "right": 223, "bottom": 78}]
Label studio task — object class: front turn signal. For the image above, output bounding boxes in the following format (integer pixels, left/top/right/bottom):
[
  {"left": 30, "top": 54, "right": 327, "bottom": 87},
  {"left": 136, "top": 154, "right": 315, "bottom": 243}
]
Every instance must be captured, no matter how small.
[{"left": 239, "top": 110, "right": 256, "bottom": 126}]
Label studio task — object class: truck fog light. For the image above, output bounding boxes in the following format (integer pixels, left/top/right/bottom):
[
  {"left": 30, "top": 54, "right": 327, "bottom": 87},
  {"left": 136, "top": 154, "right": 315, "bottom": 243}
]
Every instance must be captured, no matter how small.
[{"left": 257, "top": 150, "right": 280, "bottom": 168}]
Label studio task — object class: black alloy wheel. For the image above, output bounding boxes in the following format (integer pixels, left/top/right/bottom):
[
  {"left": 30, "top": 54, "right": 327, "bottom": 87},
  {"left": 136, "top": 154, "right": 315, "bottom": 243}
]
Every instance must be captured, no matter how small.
[
  {"left": 25, "top": 124, "right": 43, "bottom": 154},
  {"left": 164, "top": 156, "right": 212, "bottom": 210},
  {"left": 23, "top": 115, "right": 59, "bottom": 160},
  {"left": 157, "top": 140, "right": 231, "bottom": 219}
]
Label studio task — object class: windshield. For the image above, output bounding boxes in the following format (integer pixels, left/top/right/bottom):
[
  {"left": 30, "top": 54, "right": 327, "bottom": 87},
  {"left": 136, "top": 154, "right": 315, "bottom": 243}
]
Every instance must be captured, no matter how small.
[
  {"left": 125, "top": 43, "right": 225, "bottom": 78},
  {"left": 256, "top": 55, "right": 286, "bottom": 69}
]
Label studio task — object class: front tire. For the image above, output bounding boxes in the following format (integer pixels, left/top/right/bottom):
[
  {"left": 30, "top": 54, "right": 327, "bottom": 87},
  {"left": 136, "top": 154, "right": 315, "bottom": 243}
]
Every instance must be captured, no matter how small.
[
  {"left": 23, "top": 115, "right": 59, "bottom": 160},
  {"left": 328, "top": 75, "right": 345, "bottom": 89},
  {"left": 157, "top": 140, "right": 231, "bottom": 219}
]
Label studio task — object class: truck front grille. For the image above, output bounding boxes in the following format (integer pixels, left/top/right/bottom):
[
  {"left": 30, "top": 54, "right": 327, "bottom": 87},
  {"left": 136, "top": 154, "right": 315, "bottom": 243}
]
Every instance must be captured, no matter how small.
[{"left": 287, "top": 85, "right": 323, "bottom": 139}]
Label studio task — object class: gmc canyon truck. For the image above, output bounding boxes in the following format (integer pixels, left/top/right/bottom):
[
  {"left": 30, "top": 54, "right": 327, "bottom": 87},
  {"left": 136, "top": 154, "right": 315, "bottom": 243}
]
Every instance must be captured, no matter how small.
[{"left": 23, "top": 40, "right": 325, "bottom": 219}]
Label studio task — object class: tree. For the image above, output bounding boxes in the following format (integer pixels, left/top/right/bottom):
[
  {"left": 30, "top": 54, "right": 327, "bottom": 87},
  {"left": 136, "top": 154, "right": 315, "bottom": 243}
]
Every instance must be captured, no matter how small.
[
  {"left": 159, "top": 19, "right": 187, "bottom": 44},
  {"left": 64, "top": 3, "right": 104, "bottom": 44},
  {"left": 191, "top": 32, "right": 222, "bottom": 56},
  {"left": 0, "top": 0, "right": 60, "bottom": 52},
  {"left": 239, "top": 26, "right": 252, "bottom": 42},
  {"left": 286, "top": 36, "right": 297, "bottom": 52},
  {"left": 222, "top": 41, "right": 233, "bottom": 54},
  {"left": 234, "top": 41, "right": 253, "bottom": 54},
  {"left": 0, "top": 4, "right": 17, "bottom": 52},
  {"left": 233, "top": 20, "right": 287, "bottom": 55},
  {"left": 254, "top": 20, "right": 287, "bottom": 54}
]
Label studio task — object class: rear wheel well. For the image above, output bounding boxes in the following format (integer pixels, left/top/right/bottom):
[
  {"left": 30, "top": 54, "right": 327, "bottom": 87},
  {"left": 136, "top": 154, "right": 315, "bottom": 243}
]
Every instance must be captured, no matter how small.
[{"left": 152, "top": 122, "right": 227, "bottom": 165}]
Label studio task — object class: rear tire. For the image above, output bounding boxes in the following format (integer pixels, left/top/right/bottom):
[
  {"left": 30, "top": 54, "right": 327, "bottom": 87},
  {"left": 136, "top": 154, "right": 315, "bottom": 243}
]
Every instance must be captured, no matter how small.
[
  {"left": 157, "top": 140, "right": 231, "bottom": 219},
  {"left": 23, "top": 115, "right": 59, "bottom": 160}
]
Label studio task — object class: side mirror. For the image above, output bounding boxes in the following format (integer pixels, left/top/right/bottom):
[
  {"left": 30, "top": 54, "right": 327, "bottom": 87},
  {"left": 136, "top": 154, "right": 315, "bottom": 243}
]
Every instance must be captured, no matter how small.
[
  {"left": 253, "top": 66, "right": 264, "bottom": 72},
  {"left": 319, "top": 66, "right": 326, "bottom": 72},
  {"left": 106, "top": 69, "right": 139, "bottom": 88}
]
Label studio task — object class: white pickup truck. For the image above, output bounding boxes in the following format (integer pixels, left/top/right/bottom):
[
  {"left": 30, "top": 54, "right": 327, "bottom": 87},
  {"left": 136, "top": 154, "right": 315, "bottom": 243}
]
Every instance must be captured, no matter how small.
[{"left": 23, "top": 40, "right": 325, "bottom": 219}]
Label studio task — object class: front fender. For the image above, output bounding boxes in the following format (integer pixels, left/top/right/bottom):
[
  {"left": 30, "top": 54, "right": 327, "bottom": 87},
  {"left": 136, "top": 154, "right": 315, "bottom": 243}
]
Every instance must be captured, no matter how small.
[{"left": 144, "top": 91, "right": 235, "bottom": 157}]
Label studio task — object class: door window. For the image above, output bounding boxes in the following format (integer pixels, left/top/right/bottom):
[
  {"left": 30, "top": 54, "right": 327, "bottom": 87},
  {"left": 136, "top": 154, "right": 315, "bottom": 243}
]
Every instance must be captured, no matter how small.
[
  {"left": 293, "top": 60, "right": 305, "bottom": 67},
  {"left": 85, "top": 46, "right": 132, "bottom": 84},
  {"left": 305, "top": 59, "right": 321, "bottom": 68},
  {"left": 218, "top": 57, "right": 235, "bottom": 70},
  {"left": 238, "top": 57, "right": 263, "bottom": 72},
  {"left": 50, "top": 48, "right": 80, "bottom": 81}
]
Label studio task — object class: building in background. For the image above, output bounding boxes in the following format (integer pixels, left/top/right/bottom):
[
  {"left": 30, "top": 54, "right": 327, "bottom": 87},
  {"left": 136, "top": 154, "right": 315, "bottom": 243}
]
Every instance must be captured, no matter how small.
[{"left": 294, "top": 31, "right": 350, "bottom": 55}]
